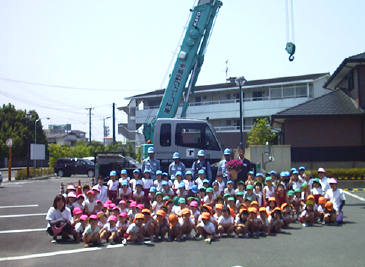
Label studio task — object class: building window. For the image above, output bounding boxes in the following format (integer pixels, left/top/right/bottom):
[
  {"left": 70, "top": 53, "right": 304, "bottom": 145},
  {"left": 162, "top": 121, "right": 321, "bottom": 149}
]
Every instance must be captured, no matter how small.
[
  {"left": 195, "top": 96, "right": 201, "bottom": 105},
  {"left": 283, "top": 85, "right": 295, "bottom": 98},
  {"left": 160, "top": 123, "right": 171, "bottom": 146},
  {"left": 226, "top": 120, "right": 231, "bottom": 126},
  {"left": 226, "top": 94, "right": 231, "bottom": 100},
  {"left": 270, "top": 87, "right": 282, "bottom": 99},
  {"left": 252, "top": 91, "right": 264, "bottom": 101},
  {"left": 295, "top": 85, "right": 307, "bottom": 97}
]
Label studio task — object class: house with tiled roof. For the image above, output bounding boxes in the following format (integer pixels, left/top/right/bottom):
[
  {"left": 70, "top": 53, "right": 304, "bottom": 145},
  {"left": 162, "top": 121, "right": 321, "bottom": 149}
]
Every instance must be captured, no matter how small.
[
  {"left": 118, "top": 73, "right": 330, "bottom": 150},
  {"left": 271, "top": 52, "right": 365, "bottom": 168}
]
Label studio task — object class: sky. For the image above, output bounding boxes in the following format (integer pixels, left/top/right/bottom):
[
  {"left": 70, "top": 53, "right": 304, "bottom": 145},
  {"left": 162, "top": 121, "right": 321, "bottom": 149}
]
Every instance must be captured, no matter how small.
[{"left": 0, "top": 0, "right": 364, "bottom": 142}]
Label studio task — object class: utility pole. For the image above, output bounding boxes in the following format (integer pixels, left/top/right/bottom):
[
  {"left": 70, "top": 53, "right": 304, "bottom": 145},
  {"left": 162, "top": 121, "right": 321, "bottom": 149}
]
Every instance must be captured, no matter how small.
[
  {"left": 86, "top": 107, "right": 94, "bottom": 145},
  {"left": 112, "top": 103, "right": 116, "bottom": 145}
]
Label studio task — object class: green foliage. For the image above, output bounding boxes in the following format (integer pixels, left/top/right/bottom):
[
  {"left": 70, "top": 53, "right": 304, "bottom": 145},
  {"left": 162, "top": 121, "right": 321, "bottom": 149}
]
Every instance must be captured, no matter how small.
[
  {"left": 15, "top": 167, "right": 53, "bottom": 180},
  {"left": 310, "top": 168, "right": 365, "bottom": 178},
  {"left": 0, "top": 104, "right": 48, "bottom": 157},
  {"left": 247, "top": 118, "right": 276, "bottom": 146},
  {"left": 136, "top": 146, "right": 142, "bottom": 162}
]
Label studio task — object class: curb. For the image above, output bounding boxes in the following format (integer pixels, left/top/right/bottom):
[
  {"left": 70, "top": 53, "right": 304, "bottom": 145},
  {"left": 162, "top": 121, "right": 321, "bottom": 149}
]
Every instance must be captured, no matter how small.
[
  {"left": 338, "top": 177, "right": 365, "bottom": 180},
  {"left": 343, "top": 188, "right": 365, "bottom": 191}
]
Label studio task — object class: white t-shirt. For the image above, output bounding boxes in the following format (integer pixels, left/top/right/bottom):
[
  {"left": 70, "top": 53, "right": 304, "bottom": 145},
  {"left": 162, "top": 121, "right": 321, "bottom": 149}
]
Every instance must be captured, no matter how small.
[
  {"left": 83, "top": 224, "right": 100, "bottom": 235},
  {"left": 183, "top": 180, "right": 195, "bottom": 191},
  {"left": 154, "top": 180, "right": 163, "bottom": 192},
  {"left": 96, "top": 185, "right": 108, "bottom": 204},
  {"left": 195, "top": 178, "right": 204, "bottom": 189},
  {"left": 151, "top": 201, "right": 163, "bottom": 215},
  {"left": 84, "top": 199, "right": 97, "bottom": 214},
  {"left": 224, "top": 188, "right": 236, "bottom": 196},
  {"left": 199, "top": 221, "right": 215, "bottom": 234},
  {"left": 264, "top": 185, "right": 275, "bottom": 199},
  {"left": 72, "top": 201, "right": 84, "bottom": 211},
  {"left": 218, "top": 215, "right": 234, "bottom": 225},
  {"left": 203, "top": 195, "right": 216, "bottom": 203},
  {"left": 119, "top": 177, "right": 130, "bottom": 185},
  {"left": 74, "top": 222, "right": 85, "bottom": 233},
  {"left": 126, "top": 223, "right": 141, "bottom": 234},
  {"left": 320, "top": 177, "right": 330, "bottom": 192},
  {"left": 119, "top": 187, "right": 132, "bottom": 196},
  {"left": 133, "top": 190, "right": 145, "bottom": 198},
  {"left": 324, "top": 188, "right": 346, "bottom": 212},
  {"left": 176, "top": 189, "right": 188, "bottom": 198},
  {"left": 45, "top": 207, "right": 72, "bottom": 228},
  {"left": 107, "top": 180, "right": 119, "bottom": 191},
  {"left": 116, "top": 220, "right": 130, "bottom": 229},
  {"left": 217, "top": 181, "right": 225, "bottom": 194},
  {"left": 179, "top": 217, "right": 195, "bottom": 226},
  {"left": 311, "top": 187, "right": 323, "bottom": 195},
  {"left": 142, "top": 178, "right": 154, "bottom": 189},
  {"left": 103, "top": 222, "right": 118, "bottom": 232}
]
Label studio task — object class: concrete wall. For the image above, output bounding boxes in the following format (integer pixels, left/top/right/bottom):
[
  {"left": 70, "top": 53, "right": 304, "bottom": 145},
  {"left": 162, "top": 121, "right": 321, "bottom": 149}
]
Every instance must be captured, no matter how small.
[{"left": 248, "top": 145, "right": 291, "bottom": 174}]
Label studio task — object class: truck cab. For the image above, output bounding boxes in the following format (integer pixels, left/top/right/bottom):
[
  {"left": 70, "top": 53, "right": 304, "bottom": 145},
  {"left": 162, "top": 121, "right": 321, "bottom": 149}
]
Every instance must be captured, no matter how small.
[{"left": 153, "top": 118, "right": 223, "bottom": 169}]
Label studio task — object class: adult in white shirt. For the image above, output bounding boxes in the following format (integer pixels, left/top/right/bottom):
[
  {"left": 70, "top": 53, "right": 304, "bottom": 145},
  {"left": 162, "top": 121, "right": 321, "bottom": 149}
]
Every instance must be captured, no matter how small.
[
  {"left": 318, "top": 167, "right": 330, "bottom": 193},
  {"left": 324, "top": 178, "right": 346, "bottom": 220},
  {"left": 46, "top": 194, "right": 73, "bottom": 243},
  {"left": 95, "top": 177, "right": 108, "bottom": 204}
]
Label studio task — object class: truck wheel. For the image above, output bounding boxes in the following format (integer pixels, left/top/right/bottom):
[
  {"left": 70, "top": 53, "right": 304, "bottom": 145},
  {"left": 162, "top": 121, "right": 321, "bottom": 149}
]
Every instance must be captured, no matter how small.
[
  {"left": 57, "top": 170, "right": 65, "bottom": 177},
  {"left": 87, "top": 170, "right": 95, "bottom": 178}
]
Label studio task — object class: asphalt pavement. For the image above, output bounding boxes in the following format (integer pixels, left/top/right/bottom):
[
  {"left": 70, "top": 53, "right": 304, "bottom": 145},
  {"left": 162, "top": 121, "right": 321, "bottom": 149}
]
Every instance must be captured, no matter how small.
[{"left": 0, "top": 177, "right": 365, "bottom": 267}]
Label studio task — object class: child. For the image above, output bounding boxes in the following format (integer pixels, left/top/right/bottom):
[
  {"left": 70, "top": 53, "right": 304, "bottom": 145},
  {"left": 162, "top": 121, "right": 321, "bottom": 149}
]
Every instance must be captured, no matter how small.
[
  {"left": 227, "top": 197, "right": 237, "bottom": 213},
  {"left": 94, "top": 200, "right": 102, "bottom": 213},
  {"left": 263, "top": 177, "right": 276, "bottom": 206},
  {"left": 96, "top": 176, "right": 108, "bottom": 204},
  {"left": 190, "top": 200, "right": 200, "bottom": 223},
  {"left": 247, "top": 207, "right": 259, "bottom": 237},
  {"left": 176, "top": 182, "right": 188, "bottom": 198},
  {"left": 289, "top": 170, "right": 302, "bottom": 190},
  {"left": 117, "top": 212, "right": 130, "bottom": 238},
  {"left": 214, "top": 203, "right": 223, "bottom": 221},
  {"left": 317, "top": 196, "right": 326, "bottom": 224},
  {"left": 130, "top": 169, "right": 141, "bottom": 190},
  {"left": 234, "top": 208, "right": 249, "bottom": 238},
  {"left": 197, "top": 212, "right": 216, "bottom": 243},
  {"left": 323, "top": 201, "right": 337, "bottom": 225},
  {"left": 195, "top": 169, "right": 206, "bottom": 189},
  {"left": 198, "top": 187, "right": 206, "bottom": 205},
  {"left": 73, "top": 194, "right": 85, "bottom": 212},
  {"left": 142, "top": 170, "right": 154, "bottom": 207},
  {"left": 245, "top": 171, "right": 255, "bottom": 185},
  {"left": 133, "top": 181, "right": 145, "bottom": 204},
  {"left": 235, "top": 181, "right": 245, "bottom": 195},
  {"left": 212, "top": 181, "right": 221, "bottom": 197},
  {"left": 154, "top": 209, "right": 168, "bottom": 240},
  {"left": 180, "top": 208, "right": 195, "bottom": 239},
  {"left": 107, "top": 171, "right": 119, "bottom": 203},
  {"left": 300, "top": 200, "right": 315, "bottom": 227},
  {"left": 311, "top": 178, "right": 323, "bottom": 204},
  {"left": 119, "top": 180, "right": 132, "bottom": 201},
  {"left": 100, "top": 215, "right": 119, "bottom": 244},
  {"left": 269, "top": 171, "right": 278, "bottom": 186},
  {"left": 161, "top": 181, "right": 175, "bottom": 197},
  {"left": 184, "top": 171, "right": 195, "bottom": 191},
  {"left": 67, "top": 192, "right": 77, "bottom": 210},
  {"left": 281, "top": 203, "right": 293, "bottom": 228},
  {"left": 244, "top": 184, "right": 259, "bottom": 202},
  {"left": 203, "top": 187, "right": 216, "bottom": 208},
  {"left": 258, "top": 207, "right": 268, "bottom": 236},
  {"left": 128, "top": 201, "right": 138, "bottom": 223},
  {"left": 172, "top": 171, "right": 183, "bottom": 190},
  {"left": 154, "top": 170, "right": 164, "bottom": 192},
  {"left": 118, "top": 200, "right": 128, "bottom": 213},
  {"left": 224, "top": 180, "right": 236, "bottom": 196},
  {"left": 276, "top": 184, "right": 288, "bottom": 207},
  {"left": 97, "top": 211, "right": 107, "bottom": 229},
  {"left": 254, "top": 182, "right": 263, "bottom": 207},
  {"left": 119, "top": 169, "right": 130, "bottom": 184},
  {"left": 84, "top": 190, "right": 97, "bottom": 215},
  {"left": 268, "top": 207, "right": 283, "bottom": 235},
  {"left": 73, "top": 214, "right": 88, "bottom": 243},
  {"left": 71, "top": 207, "right": 83, "bottom": 229},
  {"left": 324, "top": 178, "right": 346, "bottom": 224},
  {"left": 215, "top": 173, "right": 225, "bottom": 195},
  {"left": 83, "top": 214, "right": 101, "bottom": 247},
  {"left": 173, "top": 197, "right": 187, "bottom": 217},
  {"left": 217, "top": 207, "right": 235, "bottom": 238},
  {"left": 123, "top": 213, "right": 145, "bottom": 244},
  {"left": 293, "top": 188, "right": 302, "bottom": 220},
  {"left": 167, "top": 214, "right": 182, "bottom": 241},
  {"left": 235, "top": 192, "right": 245, "bottom": 209},
  {"left": 301, "top": 182, "right": 311, "bottom": 202},
  {"left": 151, "top": 192, "right": 164, "bottom": 215},
  {"left": 141, "top": 209, "right": 155, "bottom": 241},
  {"left": 266, "top": 197, "right": 277, "bottom": 214}
]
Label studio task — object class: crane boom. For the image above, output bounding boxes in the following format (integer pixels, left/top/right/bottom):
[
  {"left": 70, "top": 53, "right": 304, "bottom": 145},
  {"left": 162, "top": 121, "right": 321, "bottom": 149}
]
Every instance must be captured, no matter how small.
[{"left": 144, "top": 0, "right": 223, "bottom": 143}]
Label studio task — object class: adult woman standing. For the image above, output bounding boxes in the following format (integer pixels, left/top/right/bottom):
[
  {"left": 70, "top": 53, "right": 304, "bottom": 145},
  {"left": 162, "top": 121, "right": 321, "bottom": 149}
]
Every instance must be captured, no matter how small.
[{"left": 46, "top": 194, "right": 73, "bottom": 243}]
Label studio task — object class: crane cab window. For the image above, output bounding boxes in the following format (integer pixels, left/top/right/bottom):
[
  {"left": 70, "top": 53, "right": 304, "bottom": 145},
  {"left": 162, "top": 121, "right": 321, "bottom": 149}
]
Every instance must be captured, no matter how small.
[
  {"left": 160, "top": 123, "right": 171, "bottom": 146},
  {"left": 176, "top": 123, "right": 220, "bottom": 151}
]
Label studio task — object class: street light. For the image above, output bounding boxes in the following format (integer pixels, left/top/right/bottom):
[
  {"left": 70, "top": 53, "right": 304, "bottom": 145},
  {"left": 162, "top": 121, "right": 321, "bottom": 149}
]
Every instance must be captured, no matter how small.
[
  {"left": 34, "top": 117, "right": 50, "bottom": 177},
  {"left": 103, "top": 116, "right": 111, "bottom": 146},
  {"left": 25, "top": 113, "right": 31, "bottom": 179},
  {"left": 235, "top": 76, "right": 247, "bottom": 149}
]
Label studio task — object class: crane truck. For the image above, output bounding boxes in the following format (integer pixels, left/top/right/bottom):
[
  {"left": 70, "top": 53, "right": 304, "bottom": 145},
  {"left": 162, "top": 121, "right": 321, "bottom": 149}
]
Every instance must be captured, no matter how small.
[{"left": 142, "top": 0, "right": 224, "bottom": 169}]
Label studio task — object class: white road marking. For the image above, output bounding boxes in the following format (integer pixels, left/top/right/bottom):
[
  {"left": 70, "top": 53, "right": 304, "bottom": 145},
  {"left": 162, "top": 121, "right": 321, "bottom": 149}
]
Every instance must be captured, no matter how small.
[
  {"left": 0, "top": 204, "right": 39, "bottom": 209},
  {"left": 344, "top": 191, "right": 365, "bottom": 201},
  {"left": 0, "top": 241, "right": 152, "bottom": 262},
  {"left": 0, "top": 228, "right": 45, "bottom": 234},
  {"left": 0, "top": 213, "right": 47, "bottom": 218}
]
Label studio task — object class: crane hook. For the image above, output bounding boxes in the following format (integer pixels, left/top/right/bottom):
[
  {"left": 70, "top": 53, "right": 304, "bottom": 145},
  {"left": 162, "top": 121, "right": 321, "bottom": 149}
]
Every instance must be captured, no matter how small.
[{"left": 285, "top": 42, "right": 296, "bottom": 62}]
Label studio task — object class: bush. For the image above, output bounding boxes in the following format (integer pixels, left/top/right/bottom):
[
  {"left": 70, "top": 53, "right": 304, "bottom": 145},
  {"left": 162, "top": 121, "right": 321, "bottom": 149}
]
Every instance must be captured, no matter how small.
[
  {"left": 310, "top": 168, "right": 365, "bottom": 178},
  {"left": 15, "top": 167, "right": 54, "bottom": 180}
]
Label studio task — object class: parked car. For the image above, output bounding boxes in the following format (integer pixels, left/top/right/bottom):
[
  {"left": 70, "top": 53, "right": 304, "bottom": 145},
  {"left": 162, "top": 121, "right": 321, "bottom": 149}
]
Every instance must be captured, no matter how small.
[
  {"left": 54, "top": 158, "right": 95, "bottom": 177},
  {"left": 0, "top": 171, "right": 2, "bottom": 184}
]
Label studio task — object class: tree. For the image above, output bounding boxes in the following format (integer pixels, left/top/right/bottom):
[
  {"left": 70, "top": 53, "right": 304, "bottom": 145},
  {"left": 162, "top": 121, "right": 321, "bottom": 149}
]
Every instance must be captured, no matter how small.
[
  {"left": 247, "top": 118, "right": 276, "bottom": 146},
  {"left": 0, "top": 104, "right": 47, "bottom": 158}
]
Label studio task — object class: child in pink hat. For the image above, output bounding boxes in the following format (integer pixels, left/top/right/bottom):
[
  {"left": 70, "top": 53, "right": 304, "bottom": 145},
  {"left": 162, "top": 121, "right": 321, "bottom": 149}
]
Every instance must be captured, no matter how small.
[
  {"left": 73, "top": 214, "right": 88, "bottom": 243},
  {"left": 85, "top": 190, "right": 97, "bottom": 215},
  {"left": 100, "top": 215, "right": 119, "bottom": 245},
  {"left": 83, "top": 214, "right": 101, "bottom": 247}
]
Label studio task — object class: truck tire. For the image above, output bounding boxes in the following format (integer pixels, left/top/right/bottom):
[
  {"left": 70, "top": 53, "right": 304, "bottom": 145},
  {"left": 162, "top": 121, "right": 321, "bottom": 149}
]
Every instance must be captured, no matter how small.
[
  {"left": 57, "top": 169, "right": 65, "bottom": 177},
  {"left": 87, "top": 170, "right": 95, "bottom": 178}
]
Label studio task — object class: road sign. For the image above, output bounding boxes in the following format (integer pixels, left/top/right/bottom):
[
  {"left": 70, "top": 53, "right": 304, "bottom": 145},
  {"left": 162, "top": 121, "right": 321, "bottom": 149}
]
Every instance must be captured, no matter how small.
[{"left": 6, "top": 138, "right": 13, "bottom": 147}]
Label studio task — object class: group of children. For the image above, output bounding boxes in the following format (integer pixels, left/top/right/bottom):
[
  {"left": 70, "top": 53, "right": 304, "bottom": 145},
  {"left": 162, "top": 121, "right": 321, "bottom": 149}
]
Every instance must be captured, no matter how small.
[{"left": 57, "top": 166, "right": 345, "bottom": 246}]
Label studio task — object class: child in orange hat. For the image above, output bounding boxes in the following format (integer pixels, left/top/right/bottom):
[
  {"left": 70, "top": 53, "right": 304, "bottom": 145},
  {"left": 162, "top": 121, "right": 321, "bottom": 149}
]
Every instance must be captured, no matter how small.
[
  {"left": 317, "top": 196, "right": 326, "bottom": 224},
  {"left": 180, "top": 208, "right": 195, "bottom": 239},
  {"left": 268, "top": 207, "right": 284, "bottom": 235},
  {"left": 141, "top": 209, "right": 155, "bottom": 241},
  {"left": 281, "top": 203, "right": 293, "bottom": 228},
  {"left": 234, "top": 208, "right": 249, "bottom": 238},
  {"left": 247, "top": 207, "right": 259, "bottom": 237},
  {"left": 153, "top": 209, "right": 168, "bottom": 240},
  {"left": 123, "top": 213, "right": 145, "bottom": 244},
  {"left": 323, "top": 201, "right": 337, "bottom": 225},
  {"left": 196, "top": 212, "right": 216, "bottom": 243},
  {"left": 167, "top": 214, "right": 182, "bottom": 242},
  {"left": 258, "top": 207, "right": 268, "bottom": 236},
  {"left": 217, "top": 207, "right": 235, "bottom": 238},
  {"left": 266, "top": 197, "right": 277, "bottom": 214},
  {"left": 214, "top": 203, "right": 223, "bottom": 221}
]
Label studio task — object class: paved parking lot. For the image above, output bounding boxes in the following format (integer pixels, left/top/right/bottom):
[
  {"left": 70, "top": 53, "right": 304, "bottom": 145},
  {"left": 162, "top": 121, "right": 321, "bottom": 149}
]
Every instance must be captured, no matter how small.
[{"left": 0, "top": 177, "right": 364, "bottom": 267}]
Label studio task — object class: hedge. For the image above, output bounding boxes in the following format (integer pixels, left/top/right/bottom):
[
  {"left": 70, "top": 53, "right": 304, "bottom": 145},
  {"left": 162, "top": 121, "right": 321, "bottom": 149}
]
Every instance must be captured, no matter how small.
[{"left": 15, "top": 168, "right": 54, "bottom": 180}]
